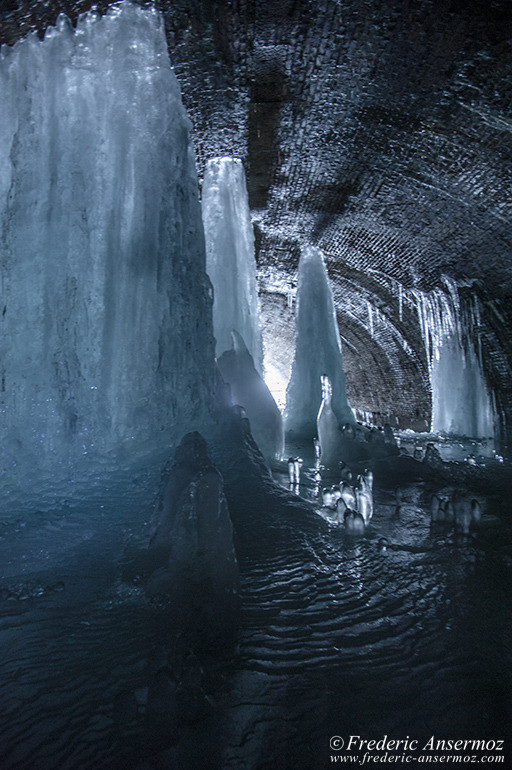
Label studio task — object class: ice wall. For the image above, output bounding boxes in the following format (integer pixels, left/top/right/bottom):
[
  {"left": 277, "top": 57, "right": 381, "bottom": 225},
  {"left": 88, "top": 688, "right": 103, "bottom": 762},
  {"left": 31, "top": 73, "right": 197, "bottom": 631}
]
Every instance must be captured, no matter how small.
[
  {"left": 415, "top": 280, "right": 495, "bottom": 438},
  {"left": 201, "top": 158, "right": 264, "bottom": 373},
  {"left": 0, "top": 3, "right": 216, "bottom": 509},
  {"left": 285, "top": 246, "right": 354, "bottom": 438}
]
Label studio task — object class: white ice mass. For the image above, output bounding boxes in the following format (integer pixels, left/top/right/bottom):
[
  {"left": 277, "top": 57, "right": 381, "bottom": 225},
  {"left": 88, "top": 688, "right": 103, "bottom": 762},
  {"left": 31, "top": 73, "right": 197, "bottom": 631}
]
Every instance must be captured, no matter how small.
[
  {"left": 0, "top": 2, "right": 216, "bottom": 509},
  {"left": 201, "top": 157, "right": 264, "bottom": 373},
  {"left": 414, "top": 280, "right": 495, "bottom": 438},
  {"left": 285, "top": 246, "right": 354, "bottom": 438}
]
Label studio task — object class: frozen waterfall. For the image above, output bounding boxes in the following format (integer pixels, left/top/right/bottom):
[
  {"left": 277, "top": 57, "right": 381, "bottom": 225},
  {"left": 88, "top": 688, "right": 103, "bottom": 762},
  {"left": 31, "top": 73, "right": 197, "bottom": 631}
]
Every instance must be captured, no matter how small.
[
  {"left": 285, "top": 246, "right": 354, "bottom": 438},
  {"left": 201, "top": 157, "right": 264, "bottom": 374},
  {"left": 0, "top": 3, "right": 216, "bottom": 509},
  {"left": 414, "top": 280, "right": 495, "bottom": 438}
]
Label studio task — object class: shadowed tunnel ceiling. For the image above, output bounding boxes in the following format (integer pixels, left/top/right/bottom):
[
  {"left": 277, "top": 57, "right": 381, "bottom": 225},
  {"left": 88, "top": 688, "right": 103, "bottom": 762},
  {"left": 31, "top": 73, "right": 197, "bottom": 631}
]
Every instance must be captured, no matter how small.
[{"left": 2, "top": 0, "right": 512, "bottom": 436}]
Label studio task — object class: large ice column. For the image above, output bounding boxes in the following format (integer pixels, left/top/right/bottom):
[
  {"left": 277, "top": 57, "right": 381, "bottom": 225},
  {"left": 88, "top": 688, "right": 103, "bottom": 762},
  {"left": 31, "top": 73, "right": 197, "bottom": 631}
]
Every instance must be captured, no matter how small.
[
  {"left": 285, "top": 246, "right": 354, "bottom": 438},
  {"left": 201, "top": 157, "right": 264, "bottom": 373},
  {"left": 0, "top": 3, "right": 216, "bottom": 508},
  {"left": 415, "top": 280, "right": 495, "bottom": 438}
]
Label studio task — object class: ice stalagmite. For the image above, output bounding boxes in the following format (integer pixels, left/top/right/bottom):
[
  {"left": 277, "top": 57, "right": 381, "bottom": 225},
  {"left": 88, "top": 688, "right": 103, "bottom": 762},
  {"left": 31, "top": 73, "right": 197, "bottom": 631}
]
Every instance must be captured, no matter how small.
[
  {"left": 415, "top": 280, "right": 494, "bottom": 438},
  {"left": 285, "top": 246, "right": 354, "bottom": 438},
  {"left": 202, "top": 157, "right": 264, "bottom": 374},
  {"left": 0, "top": 3, "right": 216, "bottom": 509},
  {"left": 316, "top": 374, "right": 345, "bottom": 467}
]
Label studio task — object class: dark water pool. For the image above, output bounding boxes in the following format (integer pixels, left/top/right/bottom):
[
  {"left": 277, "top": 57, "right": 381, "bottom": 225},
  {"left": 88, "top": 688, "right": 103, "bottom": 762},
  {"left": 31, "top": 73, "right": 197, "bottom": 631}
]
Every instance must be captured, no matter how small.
[{"left": 0, "top": 450, "right": 511, "bottom": 769}]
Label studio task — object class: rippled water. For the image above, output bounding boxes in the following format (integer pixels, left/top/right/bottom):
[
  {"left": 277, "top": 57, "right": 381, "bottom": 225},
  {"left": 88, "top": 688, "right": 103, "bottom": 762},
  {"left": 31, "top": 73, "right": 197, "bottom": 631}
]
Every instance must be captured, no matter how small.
[
  {"left": 224, "top": 458, "right": 512, "bottom": 768},
  {"left": 0, "top": 446, "right": 511, "bottom": 769}
]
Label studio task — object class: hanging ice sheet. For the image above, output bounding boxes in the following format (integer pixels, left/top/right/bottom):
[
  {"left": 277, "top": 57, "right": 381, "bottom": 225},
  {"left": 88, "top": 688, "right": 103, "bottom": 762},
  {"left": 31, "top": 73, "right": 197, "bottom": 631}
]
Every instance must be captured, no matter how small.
[{"left": 414, "top": 280, "right": 495, "bottom": 438}]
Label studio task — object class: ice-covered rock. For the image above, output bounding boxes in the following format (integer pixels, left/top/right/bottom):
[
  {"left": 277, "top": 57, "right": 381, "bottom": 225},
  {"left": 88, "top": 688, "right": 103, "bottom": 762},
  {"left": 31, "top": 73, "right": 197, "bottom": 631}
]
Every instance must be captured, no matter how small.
[
  {"left": 285, "top": 246, "right": 354, "bottom": 438},
  {"left": 202, "top": 157, "right": 264, "bottom": 373},
  {"left": 147, "top": 433, "right": 239, "bottom": 643},
  {"left": 0, "top": 3, "right": 216, "bottom": 509},
  {"left": 217, "top": 331, "right": 284, "bottom": 460},
  {"left": 149, "top": 432, "right": 217, "bottom": 566}
]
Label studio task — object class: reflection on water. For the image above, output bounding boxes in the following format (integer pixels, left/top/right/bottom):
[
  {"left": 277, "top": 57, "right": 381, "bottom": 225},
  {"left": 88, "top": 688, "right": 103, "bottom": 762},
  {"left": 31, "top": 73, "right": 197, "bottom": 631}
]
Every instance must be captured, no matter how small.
[{"left": 0, "top": 437, "right": 511, "bottom": 768}]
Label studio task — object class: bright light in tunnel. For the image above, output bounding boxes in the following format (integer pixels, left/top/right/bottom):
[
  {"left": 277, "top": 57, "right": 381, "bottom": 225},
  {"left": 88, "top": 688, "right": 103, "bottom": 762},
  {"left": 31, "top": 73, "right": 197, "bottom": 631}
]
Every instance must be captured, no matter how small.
[{"left": 264, "top": 364, "right": 288, "bottom": 412}]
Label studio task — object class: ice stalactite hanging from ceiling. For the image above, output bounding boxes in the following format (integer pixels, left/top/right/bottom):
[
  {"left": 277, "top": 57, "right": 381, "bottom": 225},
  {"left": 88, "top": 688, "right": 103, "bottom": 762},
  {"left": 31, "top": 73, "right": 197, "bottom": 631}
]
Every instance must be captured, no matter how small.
[
  {"left": 0, "top": 2, "right": 216, "bottom": 509},
  {"left": 414, "top": 279, "right": 495, "bottom": 438}
]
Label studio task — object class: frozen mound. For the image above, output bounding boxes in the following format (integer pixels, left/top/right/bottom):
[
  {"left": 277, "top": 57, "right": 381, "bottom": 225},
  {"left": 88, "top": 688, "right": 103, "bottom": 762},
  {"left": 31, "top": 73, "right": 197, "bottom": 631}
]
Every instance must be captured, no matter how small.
[
  {"left": 317, "top": 375, "right": 398, "bottom": 467},
  {"left": 0, "top": 2, "right": 216, "bottom": 511},
  {"left": 217, "top": 330, "right": 284, "bottom": 460}
]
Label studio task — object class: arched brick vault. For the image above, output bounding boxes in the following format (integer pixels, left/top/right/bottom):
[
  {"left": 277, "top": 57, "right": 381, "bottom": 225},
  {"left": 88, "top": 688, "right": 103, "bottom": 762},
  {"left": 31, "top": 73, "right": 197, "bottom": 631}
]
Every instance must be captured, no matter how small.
[{"left": 2, "top": 0, "right": 512, "bottom": 437}]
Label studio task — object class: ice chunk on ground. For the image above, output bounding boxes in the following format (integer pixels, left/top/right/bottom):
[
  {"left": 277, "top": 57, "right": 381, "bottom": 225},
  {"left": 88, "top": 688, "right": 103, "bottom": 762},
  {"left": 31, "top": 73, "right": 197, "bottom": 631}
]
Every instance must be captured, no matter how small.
[
  {"left": 201, "top": 157, "right": 264, "bottom": 373},
  {"left": 285, "top": 246, "right": 354, "bottom": 438},
  {"left": 317, "top": 374, "right": 345, "bottom": 467},
  {"left": 217, "top": 331, "right": 284, "bottom": 460}
]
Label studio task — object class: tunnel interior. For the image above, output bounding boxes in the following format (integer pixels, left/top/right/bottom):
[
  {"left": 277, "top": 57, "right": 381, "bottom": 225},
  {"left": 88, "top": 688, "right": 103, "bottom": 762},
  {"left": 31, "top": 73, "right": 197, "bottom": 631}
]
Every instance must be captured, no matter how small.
[
  {"left": 125, "top": 0, "right": 512, "bottom": 443},
  {"left": 2, "top": 0, "right": 511, "bottom": 440},
  {"left": 0, "top": 1, "right": 511, "bottom": 769}
]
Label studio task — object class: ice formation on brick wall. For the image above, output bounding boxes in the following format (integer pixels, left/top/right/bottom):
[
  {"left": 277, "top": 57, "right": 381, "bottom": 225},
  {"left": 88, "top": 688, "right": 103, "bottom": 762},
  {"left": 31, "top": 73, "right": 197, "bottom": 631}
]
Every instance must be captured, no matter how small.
[{"left": 414, "top": 280, "right": 495, "bottom": 438}]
